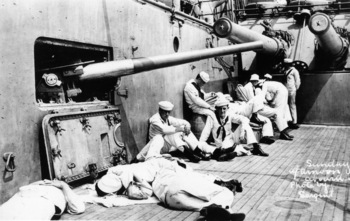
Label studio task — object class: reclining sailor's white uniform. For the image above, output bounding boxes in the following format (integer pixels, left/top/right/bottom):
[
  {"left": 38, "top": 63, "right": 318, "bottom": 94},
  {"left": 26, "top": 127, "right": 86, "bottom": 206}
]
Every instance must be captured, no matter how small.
[
  {"left": 97, "top": 157, "right": 234, "bottom": 212},
  {"left": 0, "top": 180, "right": 85, "bottom": 220}
]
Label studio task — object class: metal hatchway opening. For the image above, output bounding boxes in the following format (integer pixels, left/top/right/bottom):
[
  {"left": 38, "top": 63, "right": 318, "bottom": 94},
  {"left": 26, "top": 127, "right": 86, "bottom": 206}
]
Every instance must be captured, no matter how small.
[{"left": 34, "top": 37, "right": 114, "bottom": 106}]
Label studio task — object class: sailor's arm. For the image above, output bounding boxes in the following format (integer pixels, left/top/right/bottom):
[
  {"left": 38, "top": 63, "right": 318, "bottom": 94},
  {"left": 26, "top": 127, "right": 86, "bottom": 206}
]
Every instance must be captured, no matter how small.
[
  {"left": 133, "top": 171, "right": 153, "bottom": 197},
  {"left": 151, "top": 118, "right": 177, "bottom": 134},
  {"left": 199, "top": 117, "right": 213, "bottom": 143},
  {"left": 294, "top": 69, "right": 301, "bottom": 90},
  {"left": 47, "top": 180, "right": 85, "bottom": 214},
  {"left": 184, "top": 85, "right": 212, "bottom": 108},
  {"left": 168, "top": 116, "right": 191, "bottom": 133},
  {"left": 230, "top": 113, "right": 250, "bottom": 130}
]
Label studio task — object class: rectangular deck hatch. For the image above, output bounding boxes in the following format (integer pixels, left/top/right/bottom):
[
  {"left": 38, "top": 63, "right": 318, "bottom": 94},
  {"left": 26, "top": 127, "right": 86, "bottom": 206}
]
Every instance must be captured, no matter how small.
[{"left": 42, "top": 108, "right": 126, "bottom": 183}]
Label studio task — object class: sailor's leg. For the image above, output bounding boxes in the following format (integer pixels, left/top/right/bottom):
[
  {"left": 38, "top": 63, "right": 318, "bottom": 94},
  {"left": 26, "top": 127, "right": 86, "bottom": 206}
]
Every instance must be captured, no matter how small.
[
  {"left": 288, "top": 91, "right": 297, "bottom": 124},
  {"left": 259, "top": 115, "right": 274, "bottom": 137},
  {"left": 164, "top": 173, "right": 234, "bottom": 212}
]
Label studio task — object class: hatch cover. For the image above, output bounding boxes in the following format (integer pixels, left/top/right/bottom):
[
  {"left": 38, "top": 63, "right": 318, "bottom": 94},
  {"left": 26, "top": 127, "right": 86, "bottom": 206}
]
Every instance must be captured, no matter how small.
[{"left": 42, "top": 108, "right": 126, "bottom": 183}]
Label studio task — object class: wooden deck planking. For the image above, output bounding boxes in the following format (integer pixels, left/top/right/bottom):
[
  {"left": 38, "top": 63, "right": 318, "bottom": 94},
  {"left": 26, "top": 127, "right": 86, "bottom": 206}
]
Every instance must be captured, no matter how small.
[
  {"left": 244, "top": 128, "right": 317, "bottom": 218},
  {"left": 241, "top": 126, "right": 320, "bottom": 218},
  {"left": 321, "top": 128, "right": 347, "bottom": 221},
  {"left": 59, "top": 125, "right": 350, "bottom": 221},
  {"left": 331, "top": 128, "right": 350, "bottom": 221},
  {"left": 281, "top": 127, "right": 334, "bottom": 198},
  {"left": 307, "top": 127, "right": 342, "bottom": 220},
  {"left": 344, "top": 128, "right": 350, "bottom": 221},
  {"left": 281, "top": 127, "right": 337, "bottom": 219}
]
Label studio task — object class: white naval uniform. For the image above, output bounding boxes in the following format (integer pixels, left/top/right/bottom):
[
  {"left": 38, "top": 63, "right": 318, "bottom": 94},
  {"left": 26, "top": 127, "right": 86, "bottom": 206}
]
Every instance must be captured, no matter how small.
[
  {"left": 284, "top": 67, "right": 300, "bottom": 124},
  {"left": 228, "top": 96, "right": 273, "bottom": 138},
  {"left": 150, "top": 159, "right": 234, "bottom": 212},
  {"left": 184, "top": 79, "right": 216, "bottom": 119},
  {"left": 199, "top": 111, "right": 257, "bottom": 156},
  {"left": 261, "top": 81, "right": 292, "bottom": 121},
  {"left": 137, "top": 113, "right": 198, "bottom": 161},
  {"left": 243, "top": 82, "right": 256, "bottom": 101},
  {"left": 0, "top": 182, "right": 85, "bottom": 220},
  {"left": 100, "top": 158, "right": 234, "bottom": 212},
  {"left": 257, "top": 81, "right": 291, "bottom": 131}
]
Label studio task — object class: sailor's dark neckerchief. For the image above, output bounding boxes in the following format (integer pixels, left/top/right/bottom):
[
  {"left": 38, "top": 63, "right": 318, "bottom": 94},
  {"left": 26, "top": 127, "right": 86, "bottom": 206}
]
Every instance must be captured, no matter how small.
[
  {"left": 215, "top": 113, "right": 229, "bottom": 140},
  {"left": 191, "top": 82, "right": 204, "bottom": 99},
  {"left": 161, "top": 116, "right": 171, "bottom": 126}
]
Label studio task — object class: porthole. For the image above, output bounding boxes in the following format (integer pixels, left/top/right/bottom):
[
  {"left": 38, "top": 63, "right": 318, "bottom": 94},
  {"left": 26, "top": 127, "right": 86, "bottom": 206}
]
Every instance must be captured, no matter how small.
[{"left": 173, "top": 37, "right": 179, "bottom": 52}]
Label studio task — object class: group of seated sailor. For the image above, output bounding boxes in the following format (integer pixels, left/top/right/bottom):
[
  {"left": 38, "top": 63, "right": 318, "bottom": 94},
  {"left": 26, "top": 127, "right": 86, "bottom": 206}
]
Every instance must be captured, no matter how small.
[
  {"left": 0, "top": 59, "right": 300, "bottom": 220},
  {"left": 137, "top": 58, "right": 300, "bottom": 164}
]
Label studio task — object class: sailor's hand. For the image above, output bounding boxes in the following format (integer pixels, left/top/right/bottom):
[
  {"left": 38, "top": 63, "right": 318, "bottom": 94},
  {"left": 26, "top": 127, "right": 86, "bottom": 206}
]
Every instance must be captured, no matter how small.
[
  {"left": 209, "top": 106, "right": 216, "bottom": 111},
  {"left": 175, "top": 126, "right": 185, "bottom": 133},
  {"left": 184, "top": 125, "right": 191, "bottom": 135},
  {"left": 41, "top": 179, "right": 65, "bottom": 189},
  {"left": 239, "top": 131, "right": 246, "bottom": 142}
]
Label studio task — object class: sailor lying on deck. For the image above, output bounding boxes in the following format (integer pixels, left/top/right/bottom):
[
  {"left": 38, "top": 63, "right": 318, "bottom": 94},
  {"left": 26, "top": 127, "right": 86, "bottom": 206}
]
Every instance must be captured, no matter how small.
[
  {"left": 136, "top": 101, "right": 237, "bottom": 163},
  {"left": 96, "top": 157, "right": 243, "bottom": 220},
  {"left": 199, "top": 96, "right": 269, "bottom": 157},
  {"left": 0, "top": 179, "right": 85, "bottom": 220}
]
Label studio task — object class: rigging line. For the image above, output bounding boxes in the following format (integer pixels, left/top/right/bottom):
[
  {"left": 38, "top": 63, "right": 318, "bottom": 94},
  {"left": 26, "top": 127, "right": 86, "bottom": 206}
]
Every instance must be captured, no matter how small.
[
  {"left": 296, "top": 15, "right": 307, "bottom": 61},
  {"left": 299, "top": 17, "right": 306, "bottom": 60}
]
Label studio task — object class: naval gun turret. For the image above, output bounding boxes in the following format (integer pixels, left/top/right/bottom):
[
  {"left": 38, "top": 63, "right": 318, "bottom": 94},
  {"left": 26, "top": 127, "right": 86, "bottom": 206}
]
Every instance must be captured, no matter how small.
[
  {"left": 308, "top": 12, "right": 349, "bottom": 70},
  {"left": 79, "top": 42, "right": 263, "bottom": 81},
  {"left": 212, "top": 17, "right": 291, "bottom": 58},
  {"left": 35, "top": 41, "right": 263, "bottom": 105}
]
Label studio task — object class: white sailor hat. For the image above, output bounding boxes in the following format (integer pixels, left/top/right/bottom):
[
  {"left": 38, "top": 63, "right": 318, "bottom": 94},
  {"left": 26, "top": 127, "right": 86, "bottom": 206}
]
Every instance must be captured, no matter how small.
[
  {"left": 97, "top": 174, "right": 122, "bottom": 194},
  {"left": 250, "top": 74, "right": 259, "bottom": 81},
  {"left": 159, "top": 101, "right": 174, "bottom": 111},
  {"left": 199, "top": 71, "right": 210, "bottom": 83},
  {"left": 264, "top": 73, "right": 272, "bottom": 79},
  {"left": 284, "top": 58, "right": 293, "bottom": 64},
  {"left": 215, "top": 96, "right": 230, "bottom": 107}
]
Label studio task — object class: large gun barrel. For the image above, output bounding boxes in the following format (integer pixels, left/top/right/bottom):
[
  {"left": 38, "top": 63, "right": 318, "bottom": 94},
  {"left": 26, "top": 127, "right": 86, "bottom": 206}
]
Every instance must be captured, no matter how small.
[
  {"left": 308, "top": 12, "right": 348, "bottom": 58},
  {"left": 79, "top": 41, "right": 263, "bottom": 81},
  {"left": 213, "top": 17, "right": 283, "bottom": 56}
]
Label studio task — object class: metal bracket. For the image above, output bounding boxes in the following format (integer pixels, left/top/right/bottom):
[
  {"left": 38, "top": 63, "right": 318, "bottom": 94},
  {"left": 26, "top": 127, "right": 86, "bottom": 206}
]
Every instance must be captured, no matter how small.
[
  {"left": 105, "top": 114, "right": 115, "bottom": 127},
  {"left": 52, "top": 148, "right": 62, "bottom": 158},
  {"left": 50, "top": 119, "right": 66, "bottom": 135},
  {"left": 67, "top": 162, "right": 76, "bottom": 169},
  {"left": 117, "top": 88, "right": 128, "bottom": 98},
  {"left": 87, "top": 163, "right": 98, "bottom": 180},
  {"left": 111, "top": 148, "right": 127, "bottom": 166},
  {"left": 80, "top": 117, "right": 91, "bottom": 134},
  {"left": 3, "top": 152, "right": 16, "bottom": 172}
]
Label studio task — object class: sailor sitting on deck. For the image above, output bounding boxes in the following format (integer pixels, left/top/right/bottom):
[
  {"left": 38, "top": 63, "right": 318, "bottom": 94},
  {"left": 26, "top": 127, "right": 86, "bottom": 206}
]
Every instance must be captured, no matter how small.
[
  {"left": 136, "top": 101, "right": 237, "bottom": 162},
  {"left": 0, "top": 179, "right": 85, "bottom": 220},
  {"left": 264, "top": 73, "right": 273, "bottom": 81},
  {"left": 96, "top": 157, "right": 244, "bottom": 220},
  {"left": 217, "top": 92, "right": 275, "bottom": 145},
  {"left": 199, "top": 96, "right": 269, "bottom": 157},
  {"left": 250, "top": 74, "right": 294, "bottom": 141},
  {"left": 184, "top": 71, "right": 218, "bottom": 120}
]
